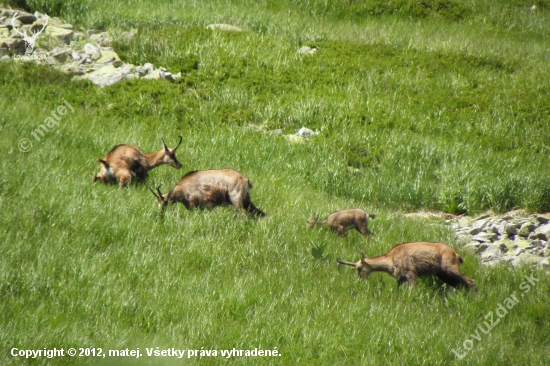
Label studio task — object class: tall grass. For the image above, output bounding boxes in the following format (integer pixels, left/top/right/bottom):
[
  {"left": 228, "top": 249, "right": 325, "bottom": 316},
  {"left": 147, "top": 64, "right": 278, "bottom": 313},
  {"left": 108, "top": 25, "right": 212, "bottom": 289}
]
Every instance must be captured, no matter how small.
[{"left": 1, "top": 0, "right": 550, "bottom": 365}]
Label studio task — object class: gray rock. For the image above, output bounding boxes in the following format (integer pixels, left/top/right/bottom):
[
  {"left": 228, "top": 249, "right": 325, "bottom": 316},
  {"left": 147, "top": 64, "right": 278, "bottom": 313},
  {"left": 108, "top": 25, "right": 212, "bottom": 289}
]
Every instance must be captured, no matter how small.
[
  {"left": 296, "top": 127, "right": 318, "bottom": 137},
  {"left": 534, "top": 215, "right": 550, "bottom": 224},
  {"left": 83, "top": 43, "right": 100, "bottom": 60},
  {"left": 0, "top": 55, "right": 11, "bottom": 62},
  {"left": 475, "top": 243, "right": 489, "bottom": 253},
  {"left": 469, "top": 227, "right": 482, "bottom": 235},
  {"left": 471, "top": 232, "right": 497, "bottom": 242},
  {"left": 143, "top": 69, "right": 162, "bottom": 80},
  {"left": 88, "top": 32, "right": 111, "bottom": 46},
  {"left": 510, "top": 253, "right": 543, "bottom": 267},
  {"left": 14, "top": 13, "right": 36, "bottom": 25},
  {"left": 49, "top": 47, "right": 71, "bottom": 62},
  {"left": 45, "top": 26, "right": 73, "bottom": 45},
  {"left": 536, "top": 223, "right": 550, "bottom": 235},
  {"left": 480, "top": 244, "right": 503, "bottom": 261},
  {"left": 298, "top": 45, "right": 319, "bottom": 55},
  {"left": 81, "top": 64, "right": 125, "bottom": 87},
  {"left": 528, "top": 232, "right": 547, "bottom": 241},
  {"left": 518, "top": 223, "right": 536, "bottom": 237},
  {"left": 513, "top": 238, "right": 532, "bottom": 249},
  {"left": 96, "top": 50, "right": 122, "bottom": 67}
]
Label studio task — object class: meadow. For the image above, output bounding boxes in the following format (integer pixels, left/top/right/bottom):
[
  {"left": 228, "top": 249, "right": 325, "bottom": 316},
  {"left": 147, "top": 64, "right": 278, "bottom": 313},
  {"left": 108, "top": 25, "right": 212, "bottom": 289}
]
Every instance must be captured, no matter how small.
[{"left": 1, "top": 0, "right": 550, "bottom": 364}]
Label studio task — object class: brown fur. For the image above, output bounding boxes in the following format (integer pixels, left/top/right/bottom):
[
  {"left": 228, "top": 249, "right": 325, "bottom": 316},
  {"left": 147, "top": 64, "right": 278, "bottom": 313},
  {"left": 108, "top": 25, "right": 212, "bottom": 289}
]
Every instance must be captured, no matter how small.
[
  {"left": 150, "top": 169, "right": 266, "bottom": 217},
  {"left": 93, "top": 137, "right": 182, "bottom": 187},
  {"left": 307, "top": 209, "right": 374, "bottom": 236},
  {"left": 337, "top": 242, "right": 475, "bottom": 290}
]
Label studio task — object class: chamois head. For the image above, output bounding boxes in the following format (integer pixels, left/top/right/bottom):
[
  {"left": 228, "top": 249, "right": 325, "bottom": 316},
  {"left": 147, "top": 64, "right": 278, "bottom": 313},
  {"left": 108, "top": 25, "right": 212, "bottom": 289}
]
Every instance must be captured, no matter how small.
[
  {"left": 337, "top": 253, "right": 374, "bottom": 278},
  {"left": 148, "top": 185, "right": 169, "bottom": 208},
  {"left": 162, "top": 136, "right": 183, "bottom": 169},
  {"left": 306, "top": 213, "right": 319, "bottom": 228}
]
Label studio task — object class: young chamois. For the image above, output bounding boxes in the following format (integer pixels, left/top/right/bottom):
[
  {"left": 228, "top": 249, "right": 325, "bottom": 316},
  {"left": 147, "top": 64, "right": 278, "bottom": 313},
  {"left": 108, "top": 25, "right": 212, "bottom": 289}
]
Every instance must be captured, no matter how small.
[
  {"left": 149, "top": 169, "right": 266, "bottom": 217},
  {"left": 307, "top": 209, "right": 374, "bottom": 236},
  {"left": 337, "top": 242, "right": 475, "bottom": 290},
  {"left": 93, "top": 137, "right": 182, "bottom": 187}
]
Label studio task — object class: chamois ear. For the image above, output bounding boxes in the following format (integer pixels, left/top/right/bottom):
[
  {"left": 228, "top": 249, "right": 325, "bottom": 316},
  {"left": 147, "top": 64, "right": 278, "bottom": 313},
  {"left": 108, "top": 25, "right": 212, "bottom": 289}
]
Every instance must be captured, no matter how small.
[{"left": 361, "top": 252, "right": 367, "bottom": 262}]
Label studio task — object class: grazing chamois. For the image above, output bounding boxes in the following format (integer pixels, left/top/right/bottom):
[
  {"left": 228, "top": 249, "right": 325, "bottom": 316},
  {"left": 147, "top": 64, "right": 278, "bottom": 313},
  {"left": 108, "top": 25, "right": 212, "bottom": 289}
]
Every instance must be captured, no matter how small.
[
  {"left": 149, "top": 169, "right": 266, "bottom": 217},
  {"left": 93, "top": 137, "right": 183, "bottom": 187},
  {"left": 337, "top": 242, "right": 475, "bottom": 290},
  {"left": 307, "top": 209, "right": 374, "bottom": 236}
]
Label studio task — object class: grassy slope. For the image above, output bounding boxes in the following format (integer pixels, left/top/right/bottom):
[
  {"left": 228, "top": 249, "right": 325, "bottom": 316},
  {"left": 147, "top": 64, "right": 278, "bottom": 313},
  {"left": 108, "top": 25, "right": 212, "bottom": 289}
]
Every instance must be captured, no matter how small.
[{"left": 1, "top": 0, "right": 550, "bottom": 365}]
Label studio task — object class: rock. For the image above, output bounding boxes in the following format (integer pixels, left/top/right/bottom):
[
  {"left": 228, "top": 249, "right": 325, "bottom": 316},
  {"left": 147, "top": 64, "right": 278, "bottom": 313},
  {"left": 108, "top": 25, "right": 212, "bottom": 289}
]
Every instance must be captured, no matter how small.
[
  {"left": 138, "top": 62, "right": 155, "bottom": 75},
  {"left": 96, "top": 50, "right": 122, "bottom": 67},
  {"left": 534, "top": 215, "right": 550, "bottom": 224},
  {"left": 6, "top": 38, "right": 26, "bottom": 54},
  {"left": 143, "top": 69, "right": 162, "bottom": 80},
  {"left": 528, "top": 232, "right": 547, "bottom": 241},
  {"left": 536, "top": 223, "right": 550, "bottom": 235},
  {"left": 479, "top": 244, "right": 503, "bottom": 261},
  {"left": 493, "top": 239, "right": 515, "bottom": 253},
  {"left": 14, "top": 13, "right": 36, "bottom": 25},
  {"left": 88, "top": 32, "right": 111, "bottom": 46},
  {"left": 468, "top": 227, "right": 482, "bottom": 235},
  {"left": 80, "top": 64, "right": 125, "bottom": 87},
  {"left": 538, "top": 258, "right": 550, "bottom": 269},
  {"left": 45, "top": 26, "right": 73, "bottom": 45},
  {"left": 471, "top": 232, "right": 497, "bottom": 242},
  {"left": 71, "top": 51, "right": 82, "bottom": 61},
  {"left": 0, "top": 55, "right": 11, "bottom": 62},
  {"left": 518, "top": 223, "right": 536, "bottom": 238},
  {"left": 86, "top": 29, "right": 102, "bottom": 36},
  {"left": 83, "top": 43, "right": 101, "bottom": 60},
  {"left": 206, "top": 24, "right": 242, "bottom": 32},
  {"left": 513, "top": 238, "right": 532, "bottom": 249},
  {"left": 298, "top": 45, "right": 319, "bottom": 55},
  {"left": 475, "top": 243, "right": 489, "bottom": 253},
  {"left": 49, "top": 47, "right": 71, "bottom": 62},
  {"left": 510, "top": 253, "right": 543, "bottom": 267},
  {"left": 296, "top": 127, "right": 318, "bottom": 137}
]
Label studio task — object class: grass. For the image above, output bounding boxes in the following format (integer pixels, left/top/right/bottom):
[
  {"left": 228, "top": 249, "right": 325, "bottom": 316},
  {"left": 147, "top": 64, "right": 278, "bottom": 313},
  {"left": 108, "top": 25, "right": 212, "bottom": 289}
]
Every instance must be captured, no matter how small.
[{"left": 1, "top": 0, "right": 550, "bottom": 364}]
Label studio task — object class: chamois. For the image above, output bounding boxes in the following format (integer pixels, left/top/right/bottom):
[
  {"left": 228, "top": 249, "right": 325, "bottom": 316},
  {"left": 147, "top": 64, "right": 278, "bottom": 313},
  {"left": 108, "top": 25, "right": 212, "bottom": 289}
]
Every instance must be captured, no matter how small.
[
  {"left": 337, "top": 242, "right": 475, "bottom": 290},
  {"left": 149, "top": 169, "right": 266, "bottom": 217},
  {"left": 307, "top": 209, "right": 374, "bottom": 236},
  {"left": 93, "top": 136, "right": 182, "bottom": 187}
]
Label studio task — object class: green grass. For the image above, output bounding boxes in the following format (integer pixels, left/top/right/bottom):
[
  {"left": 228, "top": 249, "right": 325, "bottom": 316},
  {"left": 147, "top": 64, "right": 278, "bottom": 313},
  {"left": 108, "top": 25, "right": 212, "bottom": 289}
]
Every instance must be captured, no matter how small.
[{"left": 1, "top": 0, "right": 550, "bottom": 364}]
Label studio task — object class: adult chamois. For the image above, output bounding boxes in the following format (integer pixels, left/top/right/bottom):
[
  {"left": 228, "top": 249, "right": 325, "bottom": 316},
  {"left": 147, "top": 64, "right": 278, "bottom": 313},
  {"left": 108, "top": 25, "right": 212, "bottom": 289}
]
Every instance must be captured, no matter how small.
[
  {"left": 149, "top": 169, "right": 266, "bottom": 217},
  {"left": 337, "top": 242, "right": 475, "bottom": 290},
  {"left": 93, "top": 136, "right": 182, "bottom": 187},
  {"left": 307, "top": 209, "right": 374, "bottom": 236}
]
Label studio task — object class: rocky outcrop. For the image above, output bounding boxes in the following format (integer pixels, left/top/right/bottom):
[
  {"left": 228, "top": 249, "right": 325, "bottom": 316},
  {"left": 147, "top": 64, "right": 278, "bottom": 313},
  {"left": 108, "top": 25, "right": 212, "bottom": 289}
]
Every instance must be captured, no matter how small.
[
  {"left": 0, "top": 7, "right": 181, "bottom": 87},
  {"left": 451, "top": 211, "right": 550, "bottom": 269}
]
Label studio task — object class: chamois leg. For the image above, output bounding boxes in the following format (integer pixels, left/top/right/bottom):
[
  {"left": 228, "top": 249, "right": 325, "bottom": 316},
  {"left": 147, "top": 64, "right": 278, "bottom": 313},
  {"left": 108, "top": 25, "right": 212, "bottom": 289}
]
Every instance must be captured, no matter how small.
[
  {"left": 405, "top": 273, "right": 418, "bottom": 289},
  {"left": 336, "top": 226, "right": 346, "bottom": 236},
  {"left": 241, "top": 194, "right": 265, "bottom": 217},
  {"left": 437, "top": 272, "right": 476, "bottom": 290},
  {"left": 356, "top": 222, "right": 371, "bottom": 236},
  {"left": 116, "top": 170, "right": 132, "bottom": 187}
]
